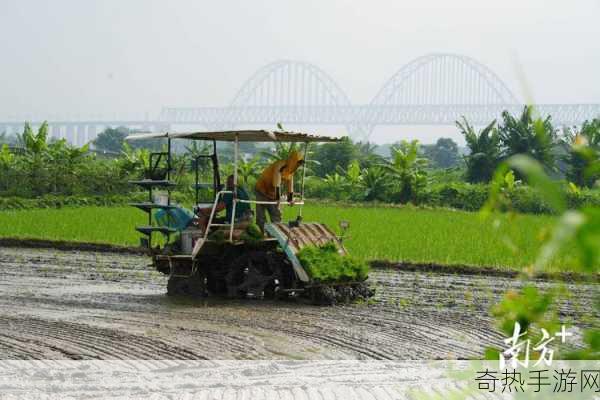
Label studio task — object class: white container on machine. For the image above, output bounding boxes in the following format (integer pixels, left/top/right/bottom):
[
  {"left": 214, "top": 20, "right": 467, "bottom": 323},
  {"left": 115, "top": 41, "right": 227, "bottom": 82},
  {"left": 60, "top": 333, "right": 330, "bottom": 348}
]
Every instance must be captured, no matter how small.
[
  {"left": 181, "top": 228, "right": 203, "bottom": 254},
  {"left": 153, "top": 192, "right": 169, "bottom": 206}
]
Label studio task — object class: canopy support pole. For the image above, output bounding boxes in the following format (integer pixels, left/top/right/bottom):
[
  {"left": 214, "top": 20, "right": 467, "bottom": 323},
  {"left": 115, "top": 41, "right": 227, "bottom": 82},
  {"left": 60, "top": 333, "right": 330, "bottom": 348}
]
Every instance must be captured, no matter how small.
[
  {"left": 299, "top": 141, "right": 309, "bottom": 218},
  {"left": 229, "top": 134, "right": 239, "bottom": 242}
]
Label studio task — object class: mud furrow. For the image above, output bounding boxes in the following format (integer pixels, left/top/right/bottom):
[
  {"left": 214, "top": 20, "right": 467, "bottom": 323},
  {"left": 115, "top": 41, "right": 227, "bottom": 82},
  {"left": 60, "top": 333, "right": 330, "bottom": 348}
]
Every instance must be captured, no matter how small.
[
  {"left": 0, "top": 246, "right": 597, "bottom": 359},
  {"left": 0, "top": 316, "right": 203, "bottom": 360}
]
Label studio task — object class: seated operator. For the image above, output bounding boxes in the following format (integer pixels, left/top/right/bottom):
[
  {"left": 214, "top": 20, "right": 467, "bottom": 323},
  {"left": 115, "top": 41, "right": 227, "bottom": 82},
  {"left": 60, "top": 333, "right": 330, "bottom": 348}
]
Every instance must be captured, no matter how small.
[
  {"left": 254, "top": 150, "right": 304, "bottom": 232},
  {"left": 196, "top": 175, "right": 252, "bottom": 233}
]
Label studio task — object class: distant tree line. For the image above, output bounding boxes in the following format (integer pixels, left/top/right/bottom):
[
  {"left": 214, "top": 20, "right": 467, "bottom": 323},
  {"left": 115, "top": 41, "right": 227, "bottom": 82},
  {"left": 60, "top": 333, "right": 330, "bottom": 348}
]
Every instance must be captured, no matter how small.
[{"left": 0, "top": 106, "right": 598, "bottom": 213}]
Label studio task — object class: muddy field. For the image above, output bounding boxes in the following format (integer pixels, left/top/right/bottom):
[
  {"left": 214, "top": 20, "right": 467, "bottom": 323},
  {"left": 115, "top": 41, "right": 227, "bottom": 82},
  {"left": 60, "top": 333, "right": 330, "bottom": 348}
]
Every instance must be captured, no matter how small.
[{"left": 0, "top": 246, "right": 597, "bottom": 360}]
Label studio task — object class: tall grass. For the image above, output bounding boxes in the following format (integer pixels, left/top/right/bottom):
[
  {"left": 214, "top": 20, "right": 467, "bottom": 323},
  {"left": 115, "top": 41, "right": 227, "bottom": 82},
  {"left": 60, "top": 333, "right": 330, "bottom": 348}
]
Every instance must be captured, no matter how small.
[{"left": 0, "top": 204, "right": 578, "bottom": 271}]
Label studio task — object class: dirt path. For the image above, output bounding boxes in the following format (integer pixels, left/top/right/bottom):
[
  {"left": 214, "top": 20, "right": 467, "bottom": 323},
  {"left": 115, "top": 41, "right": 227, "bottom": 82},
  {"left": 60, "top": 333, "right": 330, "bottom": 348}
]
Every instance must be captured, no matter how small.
[{"left": 0, "top": 247, "right": 597, "bottom": 360}]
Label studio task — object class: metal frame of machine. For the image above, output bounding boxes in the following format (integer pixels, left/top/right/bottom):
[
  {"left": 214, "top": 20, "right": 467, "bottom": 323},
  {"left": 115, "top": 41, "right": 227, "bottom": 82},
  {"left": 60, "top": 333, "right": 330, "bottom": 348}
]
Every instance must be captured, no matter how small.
[{"left": 126, "top": 130, "right": 369, "bottom": 303}]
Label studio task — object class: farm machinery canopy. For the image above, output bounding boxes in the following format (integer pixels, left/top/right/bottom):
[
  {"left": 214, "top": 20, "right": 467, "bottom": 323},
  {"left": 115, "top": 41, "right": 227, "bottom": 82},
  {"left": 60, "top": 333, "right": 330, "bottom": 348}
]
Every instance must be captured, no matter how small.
[{"left": 125, "top": 129, "right": 342, "bottom": 143}]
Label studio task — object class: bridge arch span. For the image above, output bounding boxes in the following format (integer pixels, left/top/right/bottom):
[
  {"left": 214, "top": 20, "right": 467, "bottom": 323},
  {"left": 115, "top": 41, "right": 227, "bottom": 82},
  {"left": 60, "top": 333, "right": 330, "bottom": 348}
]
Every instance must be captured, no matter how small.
[
  {"left": 370, "top": 53, "right": 519, "bottom": 107},
  {"left": 229, "top": 60, "right": 352, "bottom": 108}
]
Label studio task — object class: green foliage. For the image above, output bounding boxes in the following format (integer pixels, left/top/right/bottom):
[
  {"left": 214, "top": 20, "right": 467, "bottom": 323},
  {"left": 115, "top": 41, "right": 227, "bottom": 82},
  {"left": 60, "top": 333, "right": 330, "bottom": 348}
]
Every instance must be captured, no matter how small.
[
  {"left": 312, "top": 137, "right": 357, "bottom": 177},
  {"left": 245, "top": 223, "right": 263, "bottom": 239},
  {"left": 93, "top": 126, "right": 163, "bottom": 152},
  {"left": 0, "top": 204, "right": 586, "bottom": 271},
  {"left": 422, "top": 137, "right": 460, "bottom": 168},
  {"left": 418, "top": 182, "right": 490, "bottom": 211},
  {"left": 564, "top": 329, "right": 600, "bottom": 359},
  {"left": 307, "top": 160, "right": 391, "bottom": 202},
  {"left": 487, "top": 285, "right": 560, "bottom": 363},
  {"left": 0, "top": 123, "right": 156, "bottom": 197},
  {"left": 240, "top": 223, "right": 264, "bottom": 245},
  {"left": 309, "top": 171, "right": 600, "bottom": 213},
  {"left": 322, "top": 172, "right": 347, "bottom": 200},
  {"left": 297, "top": 242, "right": 369, "bottom": 282},
  {"left": 354, "top": 141, "right": 384, "bottom": 167},
  {"left": 382, "top": 140, "right": 428, "bottom": 203},
  {"left": 483, "top": 155, "right": 565, "bottom": 216},
  {"left": 484, "top": 153, "right": 599, "bottom": 360},
  {"left": 184, "top": 140, "right": 211, "bottom": 159},
  {"left": 21, "top": 122, "right": 49, "bottom": 154},
  {"left": 208, "top": 229, "right": 226, "bottom": 243},
  {"left": 259, "top": 141, "right": 301, "bottom": 163},
  {"left": 0, "top": 206, "right": 147, "bottom": 246},
  {"left": 358, "top": 165, "right": 389, "bottom": 201},
  {"left": 484, "top": 155, "right": 600, "bottom": 270},
  {"left": 0, "top": 144, "right": 15, "bottom": 168},
  {"left": 118, "top": 142, "right": 150, "bottom": 177},
  {"left": 492, "top": 285, "right": 557, "bottom": 336},
  {"left": 0, "top": 193, "right": 146, "bottom": 210},
  {"left": 498, "top": 105, "right": 558, "bottom": 172},
  {"left": 92, "top": 126, "right": 130, "bottom": 153},
  {"left": 457, "top": 117, "right": 501, "bottom": 183},
  {"left": 237, "top": 155, "right": 261, "bottom": 185},
  {"left": 563, "top": 118, "right": 600, "bottom": 188}
]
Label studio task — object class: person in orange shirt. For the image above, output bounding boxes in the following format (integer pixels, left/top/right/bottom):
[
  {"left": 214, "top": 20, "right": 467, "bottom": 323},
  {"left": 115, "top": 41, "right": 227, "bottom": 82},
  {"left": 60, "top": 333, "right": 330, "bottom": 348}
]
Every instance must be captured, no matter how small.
[{"left": 254, "top": 150, "right": 304, "bottom": 232}]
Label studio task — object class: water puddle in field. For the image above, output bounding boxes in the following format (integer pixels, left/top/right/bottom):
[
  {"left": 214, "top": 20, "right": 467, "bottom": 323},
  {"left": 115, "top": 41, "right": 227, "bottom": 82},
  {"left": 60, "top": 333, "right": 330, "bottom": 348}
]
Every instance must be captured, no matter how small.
[{"left": 0, "top": 246, "right": 597, "bottom": 359}]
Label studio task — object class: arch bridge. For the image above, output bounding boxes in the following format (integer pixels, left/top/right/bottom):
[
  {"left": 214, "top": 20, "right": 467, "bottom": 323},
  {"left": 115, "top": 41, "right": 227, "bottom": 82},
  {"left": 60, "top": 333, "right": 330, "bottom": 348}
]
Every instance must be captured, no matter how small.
[{"left": 2, "top": 54, "right": 599, "bottom": 142}]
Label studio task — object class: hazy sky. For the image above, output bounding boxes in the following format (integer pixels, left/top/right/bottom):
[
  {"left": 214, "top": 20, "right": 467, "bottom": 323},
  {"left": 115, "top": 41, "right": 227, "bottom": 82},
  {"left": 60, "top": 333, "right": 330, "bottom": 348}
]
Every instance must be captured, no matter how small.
[{"left": 1, "top": 0, "right": 599, "bottom": 143}]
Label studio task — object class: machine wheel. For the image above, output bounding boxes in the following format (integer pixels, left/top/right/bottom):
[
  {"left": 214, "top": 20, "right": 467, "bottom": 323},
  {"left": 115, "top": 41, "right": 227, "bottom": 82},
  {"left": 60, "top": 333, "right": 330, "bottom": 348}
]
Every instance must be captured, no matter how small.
[
  {"left": 167, "top": 276, "right": 187, "bottom": 296},
  {"left": 225, "top": 251, "right": 284, "bottom": 299},
  {"left": 167, "top": 271, "right": 207, "bottom": 297}
]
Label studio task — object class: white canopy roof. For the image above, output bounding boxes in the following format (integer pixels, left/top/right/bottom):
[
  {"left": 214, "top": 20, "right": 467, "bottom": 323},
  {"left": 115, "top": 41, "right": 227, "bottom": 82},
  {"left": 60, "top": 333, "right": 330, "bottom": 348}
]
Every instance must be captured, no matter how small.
[{"left": 125, "top": 130, "right": 343, "bottom": 143}]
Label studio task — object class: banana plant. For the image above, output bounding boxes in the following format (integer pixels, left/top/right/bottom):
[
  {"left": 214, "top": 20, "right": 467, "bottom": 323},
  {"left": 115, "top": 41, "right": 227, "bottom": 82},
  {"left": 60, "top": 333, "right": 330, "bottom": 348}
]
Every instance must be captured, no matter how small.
[
  {"left": 323, "top": 172, "right": 347, "bottom": 200},
  {"left": 118, "top": 142, "right": 150, "bottom": 176},
  {"left": 359, "top": 165, "right": 388, "bottom": 201},
  {"left": 0, "top": 144, "right": 14, "bottom": 167},
  {"left": 21, "top": 122, "right": 49, "bottom": 155},
  {"left": 457, "top": 117, "right": 501, "bottom": 183},
  {"left": 381, "top": 140, "right": 428, "bottom": 203},
  {"left": 46, "top": 138, "right": 90, "bottom": 194},
  {"left": 344, "top": 160, "right": 362, "bottom": 186},
  {"left": 237, "top": 155, "right": 261, "bottom": 185}
]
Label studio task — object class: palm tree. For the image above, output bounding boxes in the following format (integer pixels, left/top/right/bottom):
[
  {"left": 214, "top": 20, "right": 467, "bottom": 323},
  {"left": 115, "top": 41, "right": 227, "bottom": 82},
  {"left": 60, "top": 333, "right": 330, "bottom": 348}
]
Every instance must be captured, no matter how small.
[
  {"left": 381, "top": 140, "right": 428, "bottom": 203},
  {"left": 184, "top": 141, "right": 211, "bottom": 159},
  {"left": 498, "top": 105, "right": 558, "bottom": 172},
  {"left": 456, "top": 117, "right": 501, "bottom": 183},
  {"left": 184, "top": 141, "right": 212, "bottom": 177},
  {"left": 355, "top": 141, "right": 384, "bottom": 167}
]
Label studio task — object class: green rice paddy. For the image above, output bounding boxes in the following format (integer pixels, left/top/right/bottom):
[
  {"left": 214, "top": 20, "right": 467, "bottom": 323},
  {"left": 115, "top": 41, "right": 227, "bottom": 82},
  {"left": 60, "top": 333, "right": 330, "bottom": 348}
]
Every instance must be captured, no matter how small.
[{"left": 0, "top": 204, "right": 579, "bottom": 271}]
